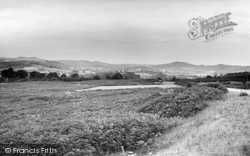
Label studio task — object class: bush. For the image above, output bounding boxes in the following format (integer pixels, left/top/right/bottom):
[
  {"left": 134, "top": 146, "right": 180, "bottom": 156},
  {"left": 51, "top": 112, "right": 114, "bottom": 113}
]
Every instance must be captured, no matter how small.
[
  {"left": 204, "top": 82, "right": 228, "bottom": 93},
  {"left": 187, "top": 82, "right": 192, "bottom": 88},
  {"left": 239, "top": 92, "right": 248, "bottom": 96},
  {"left": 138, "top": 86, "right": 225, "bottom": 118},
  {"left": 112, "top": 72, "right": 123, "bottom": 80},
  {"left": 93, "top": 75, "right": 101, "bottom": 80}
]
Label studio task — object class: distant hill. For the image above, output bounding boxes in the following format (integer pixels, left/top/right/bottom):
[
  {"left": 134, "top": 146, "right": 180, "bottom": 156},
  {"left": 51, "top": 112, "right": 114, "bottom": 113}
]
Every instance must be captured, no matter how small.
[
  {"left": 0, "top": 57, "right": 70, "bottom": 70},
  {"left": 57, "top": 60, "right": 150, "bottom": 70},
  {"left": 0, "top": 56, "right": 45, "bottom": 62},
  {"left": 0, "top": 57, "right": 250, "bottom": 75},
  {"left": 151, "top": 62, "right": 250, "bottom": 74}
]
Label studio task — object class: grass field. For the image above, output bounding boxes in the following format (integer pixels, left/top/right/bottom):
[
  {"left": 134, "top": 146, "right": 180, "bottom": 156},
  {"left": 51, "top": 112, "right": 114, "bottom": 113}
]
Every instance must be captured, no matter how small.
[{"left": 0, "top": 81, "right": 249, "bottom": 156}]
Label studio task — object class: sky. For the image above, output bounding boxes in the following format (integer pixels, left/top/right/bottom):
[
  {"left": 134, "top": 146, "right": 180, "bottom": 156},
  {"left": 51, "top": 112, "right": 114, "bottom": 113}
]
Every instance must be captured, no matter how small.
[{"left": 0, "top": 0, "right": 250, "bottom": 65}]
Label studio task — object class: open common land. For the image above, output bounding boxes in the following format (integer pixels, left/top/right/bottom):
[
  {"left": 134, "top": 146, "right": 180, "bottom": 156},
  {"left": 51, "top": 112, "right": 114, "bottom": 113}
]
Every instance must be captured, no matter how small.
[{"left": 0, "top": 81, "right": 249, "bottom": 156}]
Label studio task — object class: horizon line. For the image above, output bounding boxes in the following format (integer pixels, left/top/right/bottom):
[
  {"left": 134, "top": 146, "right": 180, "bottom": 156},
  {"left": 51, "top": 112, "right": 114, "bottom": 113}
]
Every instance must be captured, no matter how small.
[{"left": 1, "top": 56, "right": 250, "bottom": 67}]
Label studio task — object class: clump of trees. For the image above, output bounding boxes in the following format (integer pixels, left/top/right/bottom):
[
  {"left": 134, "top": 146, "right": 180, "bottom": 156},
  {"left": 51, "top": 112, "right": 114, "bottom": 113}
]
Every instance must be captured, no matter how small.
[
  {"left": 1, "top": 68, "right": 29, "bottom": 81},
  {"left": 0, "top": 68, "right": 141, "bottom": 83},
  {"left": 112, "top": 72, "right": 123, "bottom": 79},
  {"left": 30, "top": 71, "right": 46, "bottom": 80}
]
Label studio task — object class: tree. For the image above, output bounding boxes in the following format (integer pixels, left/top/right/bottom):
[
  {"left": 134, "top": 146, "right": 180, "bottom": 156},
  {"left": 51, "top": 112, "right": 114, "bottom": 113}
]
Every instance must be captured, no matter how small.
[
  {"left": 93, "top": 75, "right": 101, "bottom": 80},
  {"left": 60, "top": 74, "right": 67, "bottom": 78},
  {"left": 156, "top": 72, "right": 166, "bottom": 80},
  {"left": 173, "top": 76, "right": 176, "bottom": 82},
  {"left": 157, "top": 77, "right": 163, "bottom": 81},
  {"left": 70, "top": 73, "right": 79, "bottom": 79},
  {"left": 214, "top": 74, "right": 218, "bottom": 78},
  {"left": 112, "top": 72, "right": 123, "bottom": 80},
  {"left": 47, "top": 72, "right": 59, "bottom": 79},
  {"left": 30, "top": 71, "right": 46, "bottom": 80},
  {"left": 16, "top": 70, "right": 28, "bottom": 79},
  {"left": 1, "top": 68, "right": 15, "bottom": 78}
]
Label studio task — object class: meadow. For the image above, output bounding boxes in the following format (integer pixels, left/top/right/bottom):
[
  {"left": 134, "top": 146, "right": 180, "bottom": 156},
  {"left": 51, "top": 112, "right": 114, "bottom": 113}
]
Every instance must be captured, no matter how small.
[{"left": 0, "top": 81, "right": 249, "bottom": 156}]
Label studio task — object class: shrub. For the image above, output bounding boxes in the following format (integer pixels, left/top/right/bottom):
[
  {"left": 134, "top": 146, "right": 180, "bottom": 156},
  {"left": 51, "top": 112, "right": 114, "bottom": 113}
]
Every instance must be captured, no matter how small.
[
  {"left": 112, "top": 72, "right": 123, "bottom": 80},
  {"left": 204, "top": 82, "right": 228, "bottom": 93},
  {"left": 187, "top": 82, "right": 192, "bottom": 88},
  {"left": 138, "top": 86, "right": 225, "bottom": 118},
  {"left": 239, "top": 92, "right": 248, "bottom": 96}
]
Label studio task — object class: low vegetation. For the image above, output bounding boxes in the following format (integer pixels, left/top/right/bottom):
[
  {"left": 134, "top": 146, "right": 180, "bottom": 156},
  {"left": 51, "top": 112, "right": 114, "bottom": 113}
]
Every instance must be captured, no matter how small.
[
  {"left": 202, "top": 82, "right": 228, "bottom": 93},
  {"left": 0, "top": 81, "right": 229, "bottom": 156},
  {"left": 239, "top": 92, "right": 248, "bottom": 96},
  {"left": 0, "top": 68, "right": 163, "bottom": 85},
  {"left": 0, "top": 82, "right": 171, "bottom": 155},
  {"left": 138, "top": 86, "right": 225, "bottom": 118}
]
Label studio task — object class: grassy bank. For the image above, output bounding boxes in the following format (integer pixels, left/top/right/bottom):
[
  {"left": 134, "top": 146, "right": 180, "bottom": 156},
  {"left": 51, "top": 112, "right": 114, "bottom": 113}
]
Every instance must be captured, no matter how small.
[{"left": 146, "top": 93, "right": 250, "bottom": 156}]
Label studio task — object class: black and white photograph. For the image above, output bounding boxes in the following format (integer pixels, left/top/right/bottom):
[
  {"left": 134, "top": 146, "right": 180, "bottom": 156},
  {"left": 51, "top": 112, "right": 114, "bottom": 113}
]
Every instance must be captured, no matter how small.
[{"left": 0, "top": 0, "right": 250, "bottom": 155}]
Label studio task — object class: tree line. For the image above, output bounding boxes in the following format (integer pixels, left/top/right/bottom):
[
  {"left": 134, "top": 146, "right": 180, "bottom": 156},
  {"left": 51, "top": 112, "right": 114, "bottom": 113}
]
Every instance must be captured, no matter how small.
[{"left": 0, "top": 68, "right": 141, "bottom": 82}]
